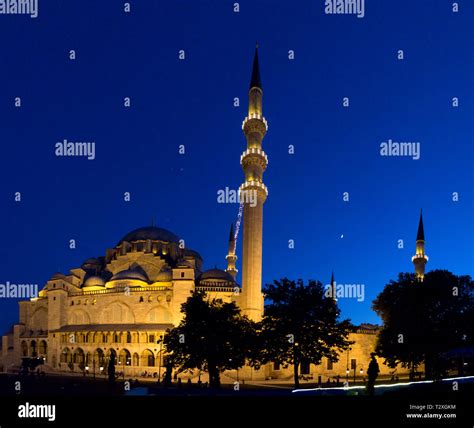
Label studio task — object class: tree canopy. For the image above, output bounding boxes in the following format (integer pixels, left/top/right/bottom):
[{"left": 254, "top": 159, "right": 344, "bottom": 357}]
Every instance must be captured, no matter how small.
[
  {"left": 372, "top": 270, "right": 474, "bottom": 379},
  {"left": 163, "top": 291, "right": 259, "bottom": 388},
  {"left": 260, "top": 278, "right": 353, "bottom": 388}
]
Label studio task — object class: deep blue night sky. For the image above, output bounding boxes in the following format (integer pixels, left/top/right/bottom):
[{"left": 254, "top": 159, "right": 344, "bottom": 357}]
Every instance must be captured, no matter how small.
[{"left": 0, "top": 0, "right": 472, "bottom": 332}]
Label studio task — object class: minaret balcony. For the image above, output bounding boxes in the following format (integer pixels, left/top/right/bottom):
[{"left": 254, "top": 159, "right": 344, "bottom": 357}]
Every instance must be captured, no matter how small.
[
  {"left": 239, "top": 180, "right": 269, "bottom": 197},
  {"left": 240, "top": 148, "right": 268, "bottom": 166},
  {"left": 241, "top": 114, "right": 268, "bottom": 132},
  {"left": 412, "top": 254, "right": 428, "bottom": 262}
]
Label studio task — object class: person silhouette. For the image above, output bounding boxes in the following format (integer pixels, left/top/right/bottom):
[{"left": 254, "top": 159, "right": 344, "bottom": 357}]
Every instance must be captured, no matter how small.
[{"left": 366, "top": 353, "right": 380, "bottom": 396}]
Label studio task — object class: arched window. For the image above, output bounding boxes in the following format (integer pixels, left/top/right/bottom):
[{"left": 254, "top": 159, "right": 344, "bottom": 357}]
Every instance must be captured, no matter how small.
[
  {"left": 119, "top": 349, "right": 132, "bottom": 366},
  {"left": 94, "top": 349, "right": 105, "bottom": 366},
  {"left": 21, "top": 341, "right": 28, "bottom": 357},
  {"left": 30, "top": 340, "right": 37, "bottom": 357},
  {"left": 126, "top": 332, "right": 132, "bottom": 343},
  {"left": 141, "top": 349, "right": 155, "bottom": 367},
  {"left": 73, "top": 348, "right": 85, "bottom": 364},
  {"left": 60, "top": 348, "right": 72, "bottom": 364},
  {"left": 132, "top": 353, "right": 139, "bottom": 366},
  {"left": 38, "top": 340, "right": 47, "bottom": 355}
]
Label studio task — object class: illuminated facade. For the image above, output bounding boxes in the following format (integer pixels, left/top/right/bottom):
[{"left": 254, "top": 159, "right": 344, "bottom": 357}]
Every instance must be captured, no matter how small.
[{"left": 0, "top": 48, "right": 411, "bottom": 383}]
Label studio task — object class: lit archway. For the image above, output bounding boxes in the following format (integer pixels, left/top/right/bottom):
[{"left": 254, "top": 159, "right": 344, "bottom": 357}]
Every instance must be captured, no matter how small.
[{"left": 140, "top": 349, "right": 155, "bottom": 367}]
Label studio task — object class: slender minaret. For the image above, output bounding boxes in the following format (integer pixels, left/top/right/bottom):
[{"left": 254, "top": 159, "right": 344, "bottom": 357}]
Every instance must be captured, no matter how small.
[
  {"left": 329, "top": 271, "right": 337, "bottom": 301},
  {"left": 412, "top": 209, "right": 428, "bottom": 281},
  {"left": 239, "top": 45, "right": 268, "bottom": 321},
  {"left": 225, "top": 223, "right": 238, "bottom": 279}
]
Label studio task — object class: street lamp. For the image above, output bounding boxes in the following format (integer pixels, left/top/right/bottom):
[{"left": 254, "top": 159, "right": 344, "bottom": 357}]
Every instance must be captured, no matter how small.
[{"left": 158, "top": 334, "right": 164, "bottom": 383}]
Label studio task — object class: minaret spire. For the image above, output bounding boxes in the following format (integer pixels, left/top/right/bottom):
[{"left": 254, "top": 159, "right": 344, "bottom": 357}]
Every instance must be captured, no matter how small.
[
  {"left": 249, "top": 43, "right": 262, "bottom": 90},
  {"left": 225, "top": 223, "right": 238, "bottom": 279},
  {"left": 416, "top": 209, "right": 424, "bottom": 241},
  {"left": 412, "top": 209, "right": 428, "bottom": 281},
  {"left": 239, "top": 46, "right": 268, "bottom": 321}
]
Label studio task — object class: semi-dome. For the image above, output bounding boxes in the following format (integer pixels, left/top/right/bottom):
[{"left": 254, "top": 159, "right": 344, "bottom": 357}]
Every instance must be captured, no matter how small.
[
  {"left": 83, "top": 275, "right": 106, "bottom": 287},
  {"left": 199, "top": 268, "right": 235, "bottom": 283},
  {"left": 111, "top": 269, "right": 149, "bottom": 282},
  {"left": 118, "top": 226, "right": 179, "bottom": 245}
]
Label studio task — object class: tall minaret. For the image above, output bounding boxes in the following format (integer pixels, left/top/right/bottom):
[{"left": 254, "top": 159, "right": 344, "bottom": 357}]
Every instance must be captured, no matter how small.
[
  {"left": 239, "top": 45, "right": 268, "bottom": 321},
  {"left": 412, "top": 209, "right": 428, "bottom": 281},
  {"left": 329, "top": 271, "right": 337, "bottom": 301},
  {"left": 225, "top": 223, "right": 238, "bottom": 279}
]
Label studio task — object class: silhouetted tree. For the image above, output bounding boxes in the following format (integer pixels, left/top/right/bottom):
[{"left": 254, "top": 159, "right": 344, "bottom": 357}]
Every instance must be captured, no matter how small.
[
  {"left": 164, "top": 291, "right": 259, "bottom": 388},
  {"left": 259, "top": 278, "right": 353, "bottom": 389},
  {"left": 373, "top": 270, "right": 474, "bottom": 380}
]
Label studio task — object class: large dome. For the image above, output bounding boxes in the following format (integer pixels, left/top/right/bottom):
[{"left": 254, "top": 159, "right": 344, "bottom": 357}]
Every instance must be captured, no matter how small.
[{"left": 118, "top": 226, "right": 179, "bottom": 245}]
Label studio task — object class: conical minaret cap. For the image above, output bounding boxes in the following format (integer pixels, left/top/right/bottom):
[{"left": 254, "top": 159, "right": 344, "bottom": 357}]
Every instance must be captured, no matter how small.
[
  {"left": 249, "top": 44, "right": 262, "bottom": 90},
  {"left": 417, "top": 209, "right": 425, "bottom": 241}
]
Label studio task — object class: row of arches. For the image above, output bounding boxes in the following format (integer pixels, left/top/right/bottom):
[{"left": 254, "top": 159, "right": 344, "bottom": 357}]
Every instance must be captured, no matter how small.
[
  {"left": 68, "top": 303, "right": 172, "bottom": 324},
  {"left": 21, "top": 340, "right": 47, "bottom": 357},
  {"left": 60, "top": 331, "right": 163, "bottom": 345},
  {"left": 60, "top": 348, "right": 162, "bottom": 367}
]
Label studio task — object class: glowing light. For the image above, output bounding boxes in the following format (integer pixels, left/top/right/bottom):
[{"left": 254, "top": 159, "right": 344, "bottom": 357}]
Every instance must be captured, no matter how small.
[
  {"left": 292, "top": 375, "right": 474, "bottom": 394},
  {"left": 234, "top": 201, "right": 244, "bottom": 252}
]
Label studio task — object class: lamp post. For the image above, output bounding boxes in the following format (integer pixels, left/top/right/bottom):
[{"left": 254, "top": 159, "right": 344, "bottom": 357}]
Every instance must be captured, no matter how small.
[
  {"left": 158, "top": 334, "right": 164, "bottom": 383},
  {"left": 346, "top": 349, "right": 350, "bottom": 382}
]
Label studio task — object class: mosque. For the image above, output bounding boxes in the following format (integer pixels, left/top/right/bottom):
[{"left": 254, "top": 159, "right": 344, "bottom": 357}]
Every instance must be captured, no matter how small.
[{"left": 0, "top": 48, "right": 422, "bottom": 383}]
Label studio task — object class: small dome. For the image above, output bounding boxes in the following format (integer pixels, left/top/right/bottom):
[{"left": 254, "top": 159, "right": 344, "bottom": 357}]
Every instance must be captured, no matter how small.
[
  {"left": 83, "top": 276, "right": 105, "bottom": 287},
  {"left": 111, "top": 269, "right": 149, "bottom": 282},
  {"left": 118, "top": 226, "right": 179, "bottom": 246},
  {"left": 156, "top": 269, "right": 172, "bottom": 282},
  {"left": 177, "top": 259, "right": 193, "bottom": 268},
  {"left": 81, "top": 258, "right": 101, "bottom": 271},
  {"left": 51, "top": 272, "right": 65, "bottom": 280},
  {"left": 199, "top": 269, "right": 235, "bottom": 283},
  {"left": 184, "top": 248, "right": 203, "bottom": 261}
]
